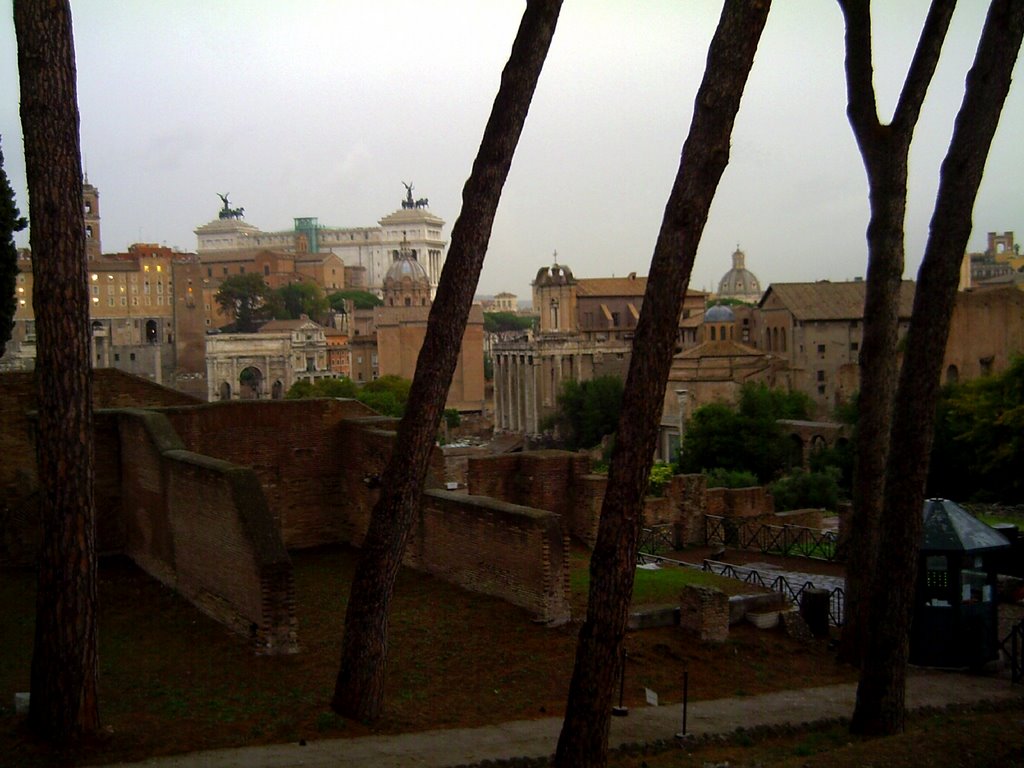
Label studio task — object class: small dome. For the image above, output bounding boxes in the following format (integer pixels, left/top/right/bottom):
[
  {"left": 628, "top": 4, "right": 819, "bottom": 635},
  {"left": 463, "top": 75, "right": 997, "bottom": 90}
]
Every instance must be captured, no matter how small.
[
  {"left": 705, "top": 304, "right": 736, "bottom": 323},
  {"left": 385, "top": 255, "right": 429, "bottom": 284},
  {"left": 717, "top": 247, "right": 761, "bottom": 301}
]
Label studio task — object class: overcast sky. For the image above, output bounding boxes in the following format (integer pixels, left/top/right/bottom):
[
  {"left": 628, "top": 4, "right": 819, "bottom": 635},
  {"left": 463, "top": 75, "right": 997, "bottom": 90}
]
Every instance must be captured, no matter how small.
[{"left": 1, "top": 1, "right": 1021, "bottom": 299}]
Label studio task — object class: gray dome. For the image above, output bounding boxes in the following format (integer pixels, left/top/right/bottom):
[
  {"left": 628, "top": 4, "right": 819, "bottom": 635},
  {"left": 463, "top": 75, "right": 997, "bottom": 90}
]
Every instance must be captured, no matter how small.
[
  {"left": 717, "top": 248, "right": 761, "bottom": 300},
  {"left": 705, "top": 304, "right": 736, "bottom": 322},
  {"left": 385, "top": 254, "right": 429, "bottom": 285}
]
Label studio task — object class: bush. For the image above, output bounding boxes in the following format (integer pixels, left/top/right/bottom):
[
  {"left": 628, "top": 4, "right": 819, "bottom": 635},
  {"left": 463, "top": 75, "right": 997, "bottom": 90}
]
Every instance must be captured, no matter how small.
[
  {"left": 647, "top": 462, "right": 674, "bottom": 497},
  {"left": 770, "top": 468, "right": 840, "bottom": 512},
  {"left": 704, "top": 467, "right": 760, "bottom": 489}
]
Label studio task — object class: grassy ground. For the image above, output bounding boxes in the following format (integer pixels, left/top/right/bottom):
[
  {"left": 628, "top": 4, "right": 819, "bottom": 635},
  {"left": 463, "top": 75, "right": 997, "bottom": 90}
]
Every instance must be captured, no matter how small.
[{"left": 0, "top": 545, "right": 856, "bottom": 766}]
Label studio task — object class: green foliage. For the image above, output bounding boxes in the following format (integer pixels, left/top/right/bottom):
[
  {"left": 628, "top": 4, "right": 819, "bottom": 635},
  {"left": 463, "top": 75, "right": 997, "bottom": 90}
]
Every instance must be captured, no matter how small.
[
  {"left": 443, "top": 408, "right": 461, "bottom": 429},
  {"left": 274, "top": 281, "right": 329, "bottom": 322},
  {"left": 550, "top": 375, "right": 624, "bottom": 449},
  {"left": 703, "top": 467, "right": 760, "bottom": 489},
  {"left": 328, "top": 289, "right": 383, "bottom": 311},
  {"left": 928, "top": 355, "right": 1024, "bottom": 503},
  {"left": 483, "top": 354, "right": 494, "bottom": 382},
  {"left": 483, "top": 311, "right": 536, "bottom": 334},
  {"left": 647, "top": 462, "right": 674, "bottom": 497},
  {"left": 356, "top": 375, "right": 411, "bottom": 417},
  {"left": 680, "top": 383, "right": 810, "bottom": 483},
  {"left": 0, "top": 137, "right": 27, "bottom": 357},
  {"left": 809, "top": 441, "right": 853, "bottom": 497},
  {"left": 770, "top": 468, "right": 840, "bottom": 512},
  {"left": 215, "top": 273, "right": 273, "bottom": 332},
  {"left": 706, "top": 297, "right": 753, "bottom": 308},
  {"left": 284, "top": 377, "right": 359, "bottom": 400}
]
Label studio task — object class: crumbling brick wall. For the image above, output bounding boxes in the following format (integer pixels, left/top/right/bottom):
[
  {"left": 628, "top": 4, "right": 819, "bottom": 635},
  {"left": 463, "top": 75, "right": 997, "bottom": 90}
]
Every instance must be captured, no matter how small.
[
  {"left": 117, "top": 409, "right": 297, "bottom": 654},
  {"left": 0, "top": 370, "right": 198, "bottom": 565},
  {"left": 679, "top": 584, "right": 729, "bottom": 643},
  {"left": 406, "top": 490, "right": 571, "bottom": 624}
]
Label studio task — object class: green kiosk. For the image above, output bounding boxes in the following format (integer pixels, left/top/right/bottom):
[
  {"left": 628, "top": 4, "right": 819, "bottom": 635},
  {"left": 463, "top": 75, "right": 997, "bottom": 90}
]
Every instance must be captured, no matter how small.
[{"left": 910, "top": 498, "right": 1010, "bottom": 669}]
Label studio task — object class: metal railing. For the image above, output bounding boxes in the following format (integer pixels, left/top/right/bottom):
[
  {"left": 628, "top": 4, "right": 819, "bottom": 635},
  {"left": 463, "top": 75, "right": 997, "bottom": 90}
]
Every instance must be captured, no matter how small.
[
  {"left": 634, "top": 551, "right": 846, "bottom": 627},
  {"left": 701, "top": 558, "right": 845, "bottom": 626},
  {"left": 705, "top": 515, "right": 840, "bottom": 562},
  {"left": 638, "top": 524, "right": 675, "bottom": 557},
  {"left": 1001, "top": 619, "right": 1024, "bottom": 684}
]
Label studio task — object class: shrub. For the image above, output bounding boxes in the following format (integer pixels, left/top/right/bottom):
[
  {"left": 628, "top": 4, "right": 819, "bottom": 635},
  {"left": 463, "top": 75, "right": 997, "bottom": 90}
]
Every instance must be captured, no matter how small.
[
  {"left": 647, "top": 462, "right": 674, "bottom": 497},
  {"left": 703, "top": 467, "right": 760, "bottom": 489},
  {"left": 770, "top": 468, "right": 840, "bottom": 512}
]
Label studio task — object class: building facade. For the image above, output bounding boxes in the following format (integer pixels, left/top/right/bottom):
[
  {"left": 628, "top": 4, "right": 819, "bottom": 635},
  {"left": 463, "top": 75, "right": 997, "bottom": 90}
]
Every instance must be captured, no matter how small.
[
  {"left": 193, "top": 186, "right": 447, "bottom": 296},
  {"left": 493, "top": 260, "right": 707, "bottom": 436},
  {"left": 206, "top": 316, "right": 333, "bottom": 401}
]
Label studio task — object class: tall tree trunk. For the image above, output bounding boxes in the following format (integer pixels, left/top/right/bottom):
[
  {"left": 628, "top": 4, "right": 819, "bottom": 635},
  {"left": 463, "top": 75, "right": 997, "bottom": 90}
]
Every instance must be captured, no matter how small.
[
  {"left": 852, "top": 0, "right": 1024, "bottom": 734},
  {"left": 331, "top": 0, "right": 562, "bottom": 722},
  {"left": 553, "top": 3, "right": 770, "bottom": 765},
  {"left": 15, "top": 0, "right": 99, "bottom": 742},
  {"left": 836, "top": 0, "right": 955, "bottom": 667}
]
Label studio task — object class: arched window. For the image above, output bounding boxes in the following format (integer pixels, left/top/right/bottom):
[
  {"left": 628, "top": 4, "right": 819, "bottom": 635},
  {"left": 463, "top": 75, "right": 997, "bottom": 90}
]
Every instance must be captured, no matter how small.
[
  {"left": 709, "top": 326, "right": 716, "bottom": 341},
  {"left": 946, "top": 364, "right": 959, "bottom": 385}
]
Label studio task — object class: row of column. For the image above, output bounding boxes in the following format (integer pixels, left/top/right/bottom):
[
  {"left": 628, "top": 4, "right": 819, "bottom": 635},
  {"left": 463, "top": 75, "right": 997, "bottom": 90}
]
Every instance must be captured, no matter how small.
[{"left": 495, "top": 352, "right": 540, "bottom": 434}]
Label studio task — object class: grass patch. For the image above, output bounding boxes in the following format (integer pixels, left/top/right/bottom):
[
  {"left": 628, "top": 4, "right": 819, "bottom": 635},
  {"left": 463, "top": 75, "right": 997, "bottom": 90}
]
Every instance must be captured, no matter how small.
[{"left": 570, "top": 550, "right": 761, "bottom": 610}]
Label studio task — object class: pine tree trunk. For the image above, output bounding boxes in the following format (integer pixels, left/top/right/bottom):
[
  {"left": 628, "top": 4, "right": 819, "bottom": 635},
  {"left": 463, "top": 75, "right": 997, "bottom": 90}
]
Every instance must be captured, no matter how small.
[
  {"left": 852, "top": 0, "right": 1024, "bottom": 735},
  {"left": 839, "top": 145, "right": 907, "bottom": 666},
  {"left": 554, "top": 3, "right": 770, "bottom": 765},
  {"left": 14, "top": 0, "right": 100, "bottom": 742},
  {"left": 834, "top": 0, "right": 955, "bottom": 668},
  {"left": 331, "top": 0, "right": 562, "bottom": 722}
]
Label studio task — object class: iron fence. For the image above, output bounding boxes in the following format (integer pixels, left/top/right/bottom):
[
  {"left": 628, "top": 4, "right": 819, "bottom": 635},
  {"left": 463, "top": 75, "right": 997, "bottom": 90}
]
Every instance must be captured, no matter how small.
[
  {"left": 1001, "top": 619, "right": 1024, "bottom": 684},
  {"left": 701, "top": 558, "right": 845, "bottom": 626},
  {"left": 638, "top": 524, "right": 675, "bottom": 557},
  {"left": 634, "top": 551, "right": 846, "bottom": 627},
  {"left": 705, "top": 515, "right": 840, "bottom": 562}
]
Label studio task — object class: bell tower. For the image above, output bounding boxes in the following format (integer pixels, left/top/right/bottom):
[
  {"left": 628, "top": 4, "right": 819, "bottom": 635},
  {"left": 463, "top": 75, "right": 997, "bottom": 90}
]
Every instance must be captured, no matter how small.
[{"left": 82, "top": 179, "right": 101, "bottom": 260}]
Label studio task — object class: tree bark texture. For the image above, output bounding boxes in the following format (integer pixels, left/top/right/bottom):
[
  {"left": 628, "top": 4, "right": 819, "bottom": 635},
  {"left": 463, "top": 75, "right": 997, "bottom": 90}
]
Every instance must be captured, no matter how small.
[
  {"left": 852, "top": 0, "right": 1024, "bottom": 735},
  {"left": 553, "top": 3, "right": 770, "bottom": 766},
  {"left": 836, "top": 0, "right": 955, "bottom": 667},
  {"left": 15, "top": 0, "right": 99, "bottom": 742},
  {"left": 331, "top": 0, "right": 562, "bottom": 722}
]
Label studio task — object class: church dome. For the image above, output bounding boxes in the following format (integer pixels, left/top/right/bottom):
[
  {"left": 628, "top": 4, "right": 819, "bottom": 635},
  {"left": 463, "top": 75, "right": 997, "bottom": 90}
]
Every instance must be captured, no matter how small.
[
  {"left": 383, "top": 235, "right": 432, "bottom": 307},
  {"left": 717, "top": 247, "right": 762, "bottom": 302},
  {"left": 385, "top": 253, "right": 429, "bottom": 284},
  {"left": 704, "top": 304, "right": 736, "bottom": 323}
]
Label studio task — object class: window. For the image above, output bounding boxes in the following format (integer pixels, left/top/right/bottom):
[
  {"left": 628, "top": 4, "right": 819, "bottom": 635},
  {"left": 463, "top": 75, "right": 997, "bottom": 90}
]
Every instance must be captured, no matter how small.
[
  {"left": 129, "top": 353, "right": 136, "bottom": 361},
  {"left": 817, "top": 344, "right": 826, "bottom": 354},
  {"left": 850, "top": 342, "right": 859, "bottom": 352},
  {"left": 114, "top": 353, "right": 120, "bottom": 362},
  {"left": 817, "top": 370, "right": 825, "bottom": 382}
]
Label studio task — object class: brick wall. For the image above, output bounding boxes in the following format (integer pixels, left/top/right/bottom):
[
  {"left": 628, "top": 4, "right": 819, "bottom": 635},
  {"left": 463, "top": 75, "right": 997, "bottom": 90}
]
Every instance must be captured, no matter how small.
[
  {"left": 670, "top": 474, "right": 708, "bottom": 546},
  {"left": 706, "top": 486, "right": 773, "bottom": 519},
  {"left": 0, "top": 370, "right": 200, "bottom": 566},
  {"left": 679, "top": 584, "right": 728, "bottom": 643},
  {"left": 405, "top": 490, "right": 571, "bottom": 623},
  {"left": 117, "top": 409, "right": 297, "bottom": 654},
  {"left": 162, "top": 400, "right": 398, "bottom": 550}
]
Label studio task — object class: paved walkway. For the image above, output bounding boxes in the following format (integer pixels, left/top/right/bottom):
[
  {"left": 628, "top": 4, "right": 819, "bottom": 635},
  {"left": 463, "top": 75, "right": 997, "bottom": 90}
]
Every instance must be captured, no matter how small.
[{"left": 102, "top": 669, "right": 1022, "bottom": 767}]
